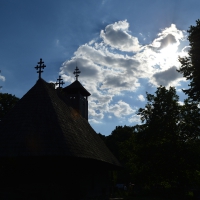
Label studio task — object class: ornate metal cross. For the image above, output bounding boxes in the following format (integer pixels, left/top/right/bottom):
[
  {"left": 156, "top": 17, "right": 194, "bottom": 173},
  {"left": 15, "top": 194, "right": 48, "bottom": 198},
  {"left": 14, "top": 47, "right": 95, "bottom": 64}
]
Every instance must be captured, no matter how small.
[
  {"left": 56, "top": 75, "right": 65, "bottom": 88},
  {"left": 73, "top": 66, "right": 81, "bottom": 81},
  {"left": 35, "top": 58, "right": 46, "bottom": 79}
]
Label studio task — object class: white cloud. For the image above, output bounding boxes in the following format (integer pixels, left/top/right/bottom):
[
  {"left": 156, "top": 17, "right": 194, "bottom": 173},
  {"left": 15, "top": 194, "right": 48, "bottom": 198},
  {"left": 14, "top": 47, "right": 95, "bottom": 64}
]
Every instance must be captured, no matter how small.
[
  {"left": 182, "top": 46, "right": 190, "bottom": 53},
  {"left": 178, "top": 101, "right": 184, "bottom": 105},
  {"left": 151, "top": 66, "right": 183, "bottom": 87},
  {"left": 89, "top": 119, "right": 103, "bottom": 124},
  {"left": 60, "top": 20, "right": 187, "bottom": 123},
  {"left": 89, "top": 109, "right": 104, "bottom": 120},
  {"left": 100, "top": 20, "right": 141, "bottom": 52},
  {"left": 109, "top": 100, "right": 136, "bottom": 118},
  {"left": 138, "top": 94, "right": 145, "bottom": 102},
  {"left": 151, "top": 24, "right": 184, "bottom": 51},
  {"left": 128, "top": 114, "right": 141, "bottom": 124},
  {"left": 0, "top": 75, "right": 5, "bottom": 82},
  {"left": 157, "top": 34, "right": 177, "bottom": 50}
]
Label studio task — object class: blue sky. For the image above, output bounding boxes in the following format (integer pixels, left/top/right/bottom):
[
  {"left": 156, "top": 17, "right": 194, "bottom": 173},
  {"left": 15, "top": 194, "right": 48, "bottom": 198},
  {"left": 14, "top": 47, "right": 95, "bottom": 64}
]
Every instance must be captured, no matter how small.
[{"left": 0, "top": 0, "right": 199, "bottom": 135}]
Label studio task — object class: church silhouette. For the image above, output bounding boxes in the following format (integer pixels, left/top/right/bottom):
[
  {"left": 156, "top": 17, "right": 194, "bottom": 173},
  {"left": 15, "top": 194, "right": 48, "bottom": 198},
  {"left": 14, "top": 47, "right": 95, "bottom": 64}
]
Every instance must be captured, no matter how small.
[{"left": 0, "top": 59, "right": 120, "bottom": 199}]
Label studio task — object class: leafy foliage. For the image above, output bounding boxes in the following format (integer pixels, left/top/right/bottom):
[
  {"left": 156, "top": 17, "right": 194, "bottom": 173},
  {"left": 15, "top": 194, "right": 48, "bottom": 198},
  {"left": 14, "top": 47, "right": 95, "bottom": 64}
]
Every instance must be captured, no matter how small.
[
  {"left": 137, "top": 86, "right": 200, "bottom": 186},
  {"left": 136, "top": 86, "right": 183, "bottom": 185},
  {"left": 179, "top": 99, "right": 200, "bottom": 141},
  {"left": 0, "top": 93, "right": 19, "bottom": 120},
  {"left": 178, "top": 19, "right": 200, "bottom": 101},
  {"left": 103, "top": 126, "right": 134, "bottom": 160}
]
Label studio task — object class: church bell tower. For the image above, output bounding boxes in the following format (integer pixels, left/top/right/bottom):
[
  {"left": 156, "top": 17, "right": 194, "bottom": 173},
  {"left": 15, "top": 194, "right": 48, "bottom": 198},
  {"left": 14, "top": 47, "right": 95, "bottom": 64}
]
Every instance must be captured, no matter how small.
[{"left": 63, "top": 66, "right": 91, "bottom": 120}]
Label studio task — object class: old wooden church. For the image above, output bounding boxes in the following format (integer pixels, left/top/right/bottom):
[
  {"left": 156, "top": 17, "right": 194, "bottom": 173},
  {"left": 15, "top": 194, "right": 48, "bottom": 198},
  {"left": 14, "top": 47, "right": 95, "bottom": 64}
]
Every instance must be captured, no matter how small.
[{"left": 0, "top": 59, "right": 120, "bottom": 199}]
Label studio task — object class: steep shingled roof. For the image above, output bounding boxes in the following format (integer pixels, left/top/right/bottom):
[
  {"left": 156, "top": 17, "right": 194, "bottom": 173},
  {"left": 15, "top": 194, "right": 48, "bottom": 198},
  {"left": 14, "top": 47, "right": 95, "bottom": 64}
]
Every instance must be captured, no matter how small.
[
  {"left": 0, "top": 79, "right": 120, "bottom": 167},
  {"left": 63, "top": 80, "right": 91, "bottom": 96}
]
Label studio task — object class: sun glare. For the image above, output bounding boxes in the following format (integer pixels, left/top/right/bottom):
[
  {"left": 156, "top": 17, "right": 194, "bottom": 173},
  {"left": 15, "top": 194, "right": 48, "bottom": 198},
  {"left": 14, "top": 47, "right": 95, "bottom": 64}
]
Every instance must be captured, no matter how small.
[
  {"left": 160, "top": 44, "right": 178, "bottom": 58},
  {"left": 155, "top": 44, "right": 179, "bottom": 68}
]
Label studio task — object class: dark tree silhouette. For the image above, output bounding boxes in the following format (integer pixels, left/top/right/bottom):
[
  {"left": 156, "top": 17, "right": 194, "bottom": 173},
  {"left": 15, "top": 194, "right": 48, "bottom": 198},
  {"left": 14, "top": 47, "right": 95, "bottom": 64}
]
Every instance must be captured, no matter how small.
[
  {"left": 128, "top": 86, "right": 200, "bottom": 187},
  {"left": 136, "top": 86, "right": 183, "bottom": 185},
  {"left": 0, "top": 93, "right": 19, "bottom": 120},
  {"left": 178, "top": 19, "right": 200, "bottom": 101}
]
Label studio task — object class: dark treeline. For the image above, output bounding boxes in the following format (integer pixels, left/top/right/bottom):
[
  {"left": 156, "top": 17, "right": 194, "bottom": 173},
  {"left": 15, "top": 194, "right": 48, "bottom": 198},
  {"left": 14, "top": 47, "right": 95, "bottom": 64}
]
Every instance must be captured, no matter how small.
[
  {"left": 99, "top": 19, "right": 200, "bottom": 196},
  {"left": 99, "top": 86, "right": 200, "bottom": 188}
]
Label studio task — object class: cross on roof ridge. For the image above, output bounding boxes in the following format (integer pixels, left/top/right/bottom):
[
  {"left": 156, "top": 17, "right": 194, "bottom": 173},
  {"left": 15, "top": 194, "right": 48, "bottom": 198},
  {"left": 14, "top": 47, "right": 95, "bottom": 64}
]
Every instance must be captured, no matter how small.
[
  {"left": 73, "top": 66, "right": 81, "bottom": 81},
  {"left": 35, "top": 58, "right": 46, "bottom": 79},
  {"left": 56, "top": 75, "right": 65, "bottom": 88}
]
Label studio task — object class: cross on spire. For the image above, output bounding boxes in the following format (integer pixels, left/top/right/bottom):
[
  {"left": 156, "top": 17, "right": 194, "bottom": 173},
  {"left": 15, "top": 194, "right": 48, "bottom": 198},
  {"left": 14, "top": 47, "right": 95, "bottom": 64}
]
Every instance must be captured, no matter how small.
[
  {"left": 56, "top": 75, "right": 65, "bottom": 88},
  {"left": 35, "top": 58, "right": 46, "bottom": 79},
  {"left": 73, "top": 66, "right": 81, "bottom": 81}
]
